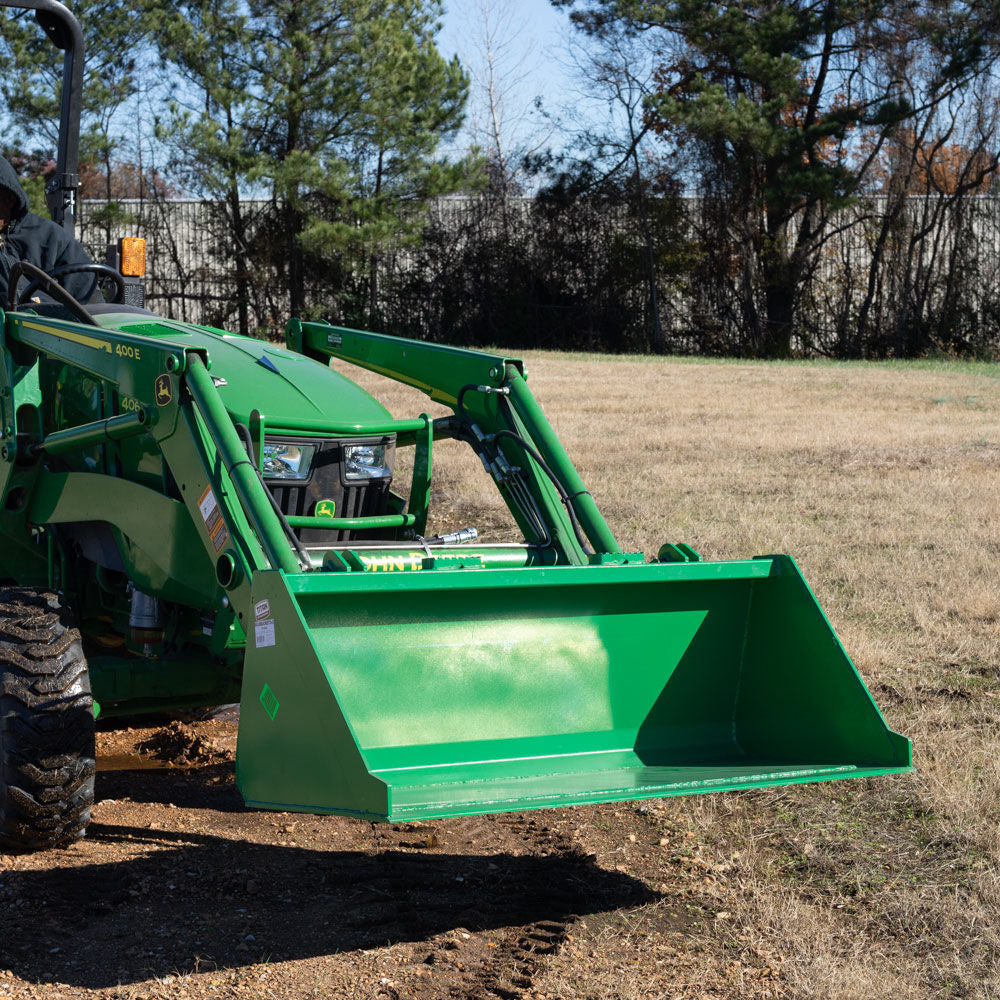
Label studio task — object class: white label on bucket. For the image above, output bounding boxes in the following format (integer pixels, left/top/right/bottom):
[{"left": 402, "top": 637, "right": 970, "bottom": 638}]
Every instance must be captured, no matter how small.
[
  {"left": 254, "top": 599, "right": 271, "bottom": 620},
  {"left": 255, "top": 619, "right": 276, "bottom": 648}
]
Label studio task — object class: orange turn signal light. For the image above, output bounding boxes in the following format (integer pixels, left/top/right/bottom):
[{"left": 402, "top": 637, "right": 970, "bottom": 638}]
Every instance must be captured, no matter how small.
[{"left": 119, "top": 237, "right": 146, "bottom": 277}]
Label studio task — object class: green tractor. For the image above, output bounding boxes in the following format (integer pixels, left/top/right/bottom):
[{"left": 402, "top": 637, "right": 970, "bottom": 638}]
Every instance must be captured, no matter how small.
[{"left": 0, "top": 0, "right": 910, "bottom": 852}]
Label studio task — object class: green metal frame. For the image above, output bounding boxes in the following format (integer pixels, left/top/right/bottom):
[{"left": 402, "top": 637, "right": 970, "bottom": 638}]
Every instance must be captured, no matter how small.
[{"left": 288, "top": 319, "right": 623, "bottom": 565}]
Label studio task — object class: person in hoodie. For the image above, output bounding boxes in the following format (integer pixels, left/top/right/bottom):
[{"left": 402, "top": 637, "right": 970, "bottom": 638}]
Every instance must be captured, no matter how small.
[{"left": 0, "top": 155, "right": 97, "bottom": 308}]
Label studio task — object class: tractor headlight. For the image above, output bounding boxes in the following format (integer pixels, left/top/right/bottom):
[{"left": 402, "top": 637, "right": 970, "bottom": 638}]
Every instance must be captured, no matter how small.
[
  {"left": 261, "top": 442, "right": 316, "bottom": 480},
  {"left": 343, "top": 443, "right": 391, "bottom": 480}
]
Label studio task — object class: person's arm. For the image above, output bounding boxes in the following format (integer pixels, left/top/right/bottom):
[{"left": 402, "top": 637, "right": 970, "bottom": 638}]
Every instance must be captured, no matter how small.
[{"left": 49, "top": 228, "right": 100, "bottom": 303}]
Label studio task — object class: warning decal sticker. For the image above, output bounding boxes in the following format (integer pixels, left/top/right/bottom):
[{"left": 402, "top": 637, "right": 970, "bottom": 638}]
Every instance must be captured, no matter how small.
[{"left": 197, "top": 486, "right": 230, "bottom": 553}]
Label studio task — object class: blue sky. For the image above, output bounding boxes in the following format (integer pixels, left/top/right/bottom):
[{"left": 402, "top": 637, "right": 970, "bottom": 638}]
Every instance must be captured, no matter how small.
[
  {"left": 435, "top": 0, "right": 579, "bottom": 158},
  {"left": 437, "top": 0, "right": 572, "bottom": 91}
]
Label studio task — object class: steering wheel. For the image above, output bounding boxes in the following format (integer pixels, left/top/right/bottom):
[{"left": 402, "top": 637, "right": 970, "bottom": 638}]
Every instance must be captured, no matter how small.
[
  {"left": 17, "top": 262, "right": 126, "bottom": 307},
  {"left": 4, "top": 261, "right": 108, "bottom": 327}
]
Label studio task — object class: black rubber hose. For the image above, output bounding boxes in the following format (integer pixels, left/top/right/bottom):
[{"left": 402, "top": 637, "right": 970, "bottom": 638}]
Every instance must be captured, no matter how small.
[
  {"left": 490, "top": 429, "right": 593, "bottom": 555},
  {"left": 455, "top": 383, "right": 591, "bottom": 555}
]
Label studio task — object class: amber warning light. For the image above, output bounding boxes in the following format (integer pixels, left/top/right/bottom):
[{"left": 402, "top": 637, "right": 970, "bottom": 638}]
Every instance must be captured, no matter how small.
[{"left": 119, "top": 237, "right": 146, "bottom": 277}]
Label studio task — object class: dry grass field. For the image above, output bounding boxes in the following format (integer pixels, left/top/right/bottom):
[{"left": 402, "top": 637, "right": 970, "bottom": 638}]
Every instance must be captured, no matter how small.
[{"left": 336, "top": 350, "right": 1000, "bottom": 1000}]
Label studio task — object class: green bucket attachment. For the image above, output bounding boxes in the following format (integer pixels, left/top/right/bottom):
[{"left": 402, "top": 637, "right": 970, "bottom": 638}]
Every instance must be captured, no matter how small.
[{"left": 235, "top": 555, "right": 911, "bottom": 821}]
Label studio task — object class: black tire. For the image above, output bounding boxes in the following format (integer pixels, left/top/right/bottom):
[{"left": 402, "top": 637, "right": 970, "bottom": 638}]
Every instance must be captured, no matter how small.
[{"left": 0, "top": 588, "right": 95, "bottom": 852}]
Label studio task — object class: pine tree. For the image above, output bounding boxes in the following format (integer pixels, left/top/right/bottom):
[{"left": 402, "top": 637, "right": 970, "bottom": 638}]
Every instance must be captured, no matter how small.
[
  {"left": 239, "top": 0, "right": 471, "bottom": 321},
  {"left": 558, "top": 0, "right": 1000, "bottom": 356},
  {"left": 152, "top": 0, "right": 260, "bottom": 333}
]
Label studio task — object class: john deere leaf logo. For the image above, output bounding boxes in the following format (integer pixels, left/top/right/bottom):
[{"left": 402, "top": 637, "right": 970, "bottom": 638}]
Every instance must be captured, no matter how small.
[
  {"left": 154, "top": 374, "right": 172, "bottom": 406},
  {"left": 315, "top": 499, "right": 336, "bottom": 519}
]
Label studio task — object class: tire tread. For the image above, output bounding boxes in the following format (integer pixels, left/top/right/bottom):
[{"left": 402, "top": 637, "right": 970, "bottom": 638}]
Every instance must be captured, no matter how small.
[{"left": 0, "top": 587, "right": 95, "bottom": 852}]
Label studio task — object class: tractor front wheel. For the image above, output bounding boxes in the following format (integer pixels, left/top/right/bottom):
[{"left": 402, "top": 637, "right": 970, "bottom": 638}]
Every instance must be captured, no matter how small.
[{"left": 0, "top": 588, "right": 95, "bottom": 851}]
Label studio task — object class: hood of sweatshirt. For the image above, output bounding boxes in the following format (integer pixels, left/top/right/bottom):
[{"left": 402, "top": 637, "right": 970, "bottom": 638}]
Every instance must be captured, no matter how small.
[{"left": 0, "top": 157, "right": 31, "bottom": 225}]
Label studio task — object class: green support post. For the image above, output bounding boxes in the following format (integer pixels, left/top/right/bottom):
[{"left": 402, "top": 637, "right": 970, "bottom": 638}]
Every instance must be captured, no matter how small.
[
  {"left": 505, "top": 366, "right": 620, "bottom": 556},
  {"left": 409, "top": 415, "right": 433, "bottom": 536},
  {"left": 184, "top": 354, "right": 301, "bottom": 576}
]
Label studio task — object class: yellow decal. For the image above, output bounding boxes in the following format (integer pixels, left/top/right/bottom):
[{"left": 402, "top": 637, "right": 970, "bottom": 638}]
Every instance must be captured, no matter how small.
[
  {"left": 315, "top": 499, "right": 337, "bottom": 519},
  {"left": 155, "top": 374, "right": 172, "bottom": 406},
  {"left": 21, "top": 320, "right": 111, "bottom": 354},
  {"left": 360, "top": 553, "right": 423, "bottom": 572}
]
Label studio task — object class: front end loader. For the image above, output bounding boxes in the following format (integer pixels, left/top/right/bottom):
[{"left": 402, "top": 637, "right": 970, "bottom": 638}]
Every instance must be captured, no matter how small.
[
  {"left": 0, "top": 296, "right": 912, "bottom": 848},
  {"left": 0, "top": 0, "right": 910, "bottom": 852}
]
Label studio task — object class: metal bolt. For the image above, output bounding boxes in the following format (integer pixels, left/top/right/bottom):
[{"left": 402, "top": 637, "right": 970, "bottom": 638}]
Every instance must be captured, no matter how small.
[
  {"left": 221, "top": 595, "right": 230, "bottom": 609},
  {"left": 489, "top": 367, "right": 499, "bottom": 380}
]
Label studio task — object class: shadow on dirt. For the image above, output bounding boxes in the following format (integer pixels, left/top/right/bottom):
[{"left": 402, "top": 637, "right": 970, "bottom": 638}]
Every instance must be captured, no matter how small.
[
  {"left": 0, "top": 821, "right": 658, "bottom": 988},
  {"left": 94, "top": 764, "right": 245, "bottom": 812}
]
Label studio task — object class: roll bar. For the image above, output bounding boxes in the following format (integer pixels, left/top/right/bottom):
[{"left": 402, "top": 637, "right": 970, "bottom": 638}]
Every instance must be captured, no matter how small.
[{"left": 0, "top": 0, "right": 83, "bottom": 233}]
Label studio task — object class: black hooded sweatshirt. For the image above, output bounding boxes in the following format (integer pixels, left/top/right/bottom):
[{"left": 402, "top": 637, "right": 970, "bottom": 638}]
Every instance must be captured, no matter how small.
[{"left": 0, "top": 156, "right": 96, "bottom": 307}]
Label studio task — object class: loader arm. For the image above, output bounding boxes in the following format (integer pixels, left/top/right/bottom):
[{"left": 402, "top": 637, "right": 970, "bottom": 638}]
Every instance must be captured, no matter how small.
[
  {"left": 287, "top": 318, "right": 621, "bottom": 565},
  {"left": 0, "top": 310, "right": 292, "bottom": 629}
]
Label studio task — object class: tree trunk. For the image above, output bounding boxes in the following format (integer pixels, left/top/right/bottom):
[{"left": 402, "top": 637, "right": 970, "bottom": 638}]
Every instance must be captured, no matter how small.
[
  {"left": 229, "top": 186, "right": 251, "bottom": 337},
  {"left": 762, "top": 279, "right": 794, "bottom": 358}
]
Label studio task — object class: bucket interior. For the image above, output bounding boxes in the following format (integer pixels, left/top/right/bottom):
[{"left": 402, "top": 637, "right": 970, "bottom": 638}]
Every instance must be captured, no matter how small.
[{"left": 236, "top": 559, "right": 910, "bottom": 820}]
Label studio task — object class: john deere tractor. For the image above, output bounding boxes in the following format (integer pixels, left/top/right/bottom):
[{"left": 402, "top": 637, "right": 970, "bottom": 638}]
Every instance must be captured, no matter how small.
[{"left": 0, "top": 0, "right": 910, "bottom": 852}]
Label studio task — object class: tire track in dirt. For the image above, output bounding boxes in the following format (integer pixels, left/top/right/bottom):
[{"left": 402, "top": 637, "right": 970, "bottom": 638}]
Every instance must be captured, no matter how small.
[
  {"left": 329, "top": 811, "right": 591, "bottom": 999},
  {"left": 422, "top": 813, "right": 583, "bottom": 1000}
]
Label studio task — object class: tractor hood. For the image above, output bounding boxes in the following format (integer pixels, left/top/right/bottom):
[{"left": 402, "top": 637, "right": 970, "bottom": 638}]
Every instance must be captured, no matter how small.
[{"left": 98, "top": 314, "right": 393, "bottom": 428}]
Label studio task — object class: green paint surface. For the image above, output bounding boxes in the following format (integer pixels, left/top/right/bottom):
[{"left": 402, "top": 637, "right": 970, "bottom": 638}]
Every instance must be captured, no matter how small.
[{"left": 236, "top": 557, "right": 911, "bottom": 821}]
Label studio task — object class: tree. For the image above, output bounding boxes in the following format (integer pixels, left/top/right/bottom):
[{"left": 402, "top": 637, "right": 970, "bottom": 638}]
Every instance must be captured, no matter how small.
[
  {"left": 151, "top": 0, "right": 262, "bottom": 334},
  {"left": 459, "top": 0, "right": 553, "bottom": 199},
  {"left": 557, "top": 0, "right": 1000, "bottom": 357},
  {"left": 0, "top": 1, "right": 153, "bottom": 216},
  {"left": 547, "top": 17, "right": 681, "bottom": 350},
  {"left": 845, "top": 83, "right": 1000, "bottom": 357},
  {"left": 238, "top": 0, "right": 471, "bottom": 322}
]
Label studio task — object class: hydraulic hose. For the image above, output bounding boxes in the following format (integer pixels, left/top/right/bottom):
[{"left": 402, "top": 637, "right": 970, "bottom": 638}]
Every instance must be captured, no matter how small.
[
  {"left": 454, "top": 383, "right": 551, "bottom": 549},
  {"left": 456, "top": 383, "right": 592, "bottom": 555}
]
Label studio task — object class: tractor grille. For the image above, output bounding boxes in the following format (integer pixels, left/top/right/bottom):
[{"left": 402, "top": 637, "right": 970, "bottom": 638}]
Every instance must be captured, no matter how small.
[{"left": 264, "top": 436, "right": 395, "bottom": 546}]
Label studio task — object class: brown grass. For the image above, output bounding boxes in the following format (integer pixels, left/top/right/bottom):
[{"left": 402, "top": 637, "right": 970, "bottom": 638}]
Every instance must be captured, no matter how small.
[{"left": 333, "top": 351, "right": 1000, "bottom": 999}]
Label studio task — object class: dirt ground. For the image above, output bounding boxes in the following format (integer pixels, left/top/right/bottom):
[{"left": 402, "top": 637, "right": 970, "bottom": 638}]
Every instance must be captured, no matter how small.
[
  {"left": 0, "top": 715, "right": 740, "bottom": 1000},
  {"left": 2, "top": 352, "right": 999, "bottom": 999}
]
